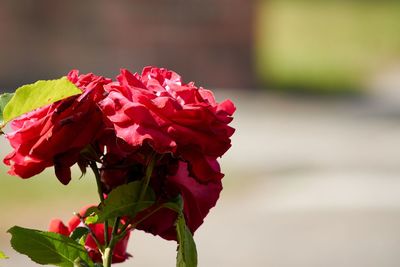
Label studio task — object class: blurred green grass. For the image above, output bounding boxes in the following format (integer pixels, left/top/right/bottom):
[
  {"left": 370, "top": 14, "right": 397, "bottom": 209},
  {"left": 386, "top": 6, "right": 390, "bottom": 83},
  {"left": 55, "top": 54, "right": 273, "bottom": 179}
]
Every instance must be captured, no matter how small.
[
  {"left": 0, "top": 167, "right": 96, "bottom": 204},
  {"left": 0, "top": 160, "right": 98, "bottom": 245},
  {"left": 256, "top": 0, "right": 400, "bottom": 93}
]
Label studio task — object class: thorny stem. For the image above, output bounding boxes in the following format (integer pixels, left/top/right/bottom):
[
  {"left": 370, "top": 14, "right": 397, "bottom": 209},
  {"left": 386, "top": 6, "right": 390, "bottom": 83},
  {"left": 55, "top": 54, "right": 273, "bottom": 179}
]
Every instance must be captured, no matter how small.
[
  {"left": 109, "top": 217, "right": 120, "bottom": 247},
  {"left": 89, "top": 161, "right": 105, "bottom": 203},
  {"left": 138, "top": 153, "right": 157, "bottom": 202},
  {"left": 101, "top": 217, "right": 121, "bottom": 267},
  {"left": 89, "top": 161, "right": 109, "bottom": 247},
  {"left": 111, "top": 217, "right": 120, "bottom": 240}
]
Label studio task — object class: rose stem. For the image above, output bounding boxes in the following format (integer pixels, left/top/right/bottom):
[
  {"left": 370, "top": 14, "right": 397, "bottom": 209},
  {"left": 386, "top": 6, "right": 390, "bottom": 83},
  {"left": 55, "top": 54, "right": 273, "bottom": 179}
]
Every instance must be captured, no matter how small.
[
  {"left": 102, "top": 247, "right": 112, "bottom": 267},
  {"left": 102, "top": 154, "right": 156, "bottom": 266},
  {"left": 89, "top": 161, "right": 109, "bottom": 247}
]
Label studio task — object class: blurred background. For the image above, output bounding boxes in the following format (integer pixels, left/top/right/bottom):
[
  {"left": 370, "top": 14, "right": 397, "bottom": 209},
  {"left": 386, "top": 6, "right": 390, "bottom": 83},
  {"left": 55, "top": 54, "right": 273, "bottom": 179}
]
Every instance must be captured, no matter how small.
[{"left": 1, "top": 0, "right": 400, "bottom": 266}]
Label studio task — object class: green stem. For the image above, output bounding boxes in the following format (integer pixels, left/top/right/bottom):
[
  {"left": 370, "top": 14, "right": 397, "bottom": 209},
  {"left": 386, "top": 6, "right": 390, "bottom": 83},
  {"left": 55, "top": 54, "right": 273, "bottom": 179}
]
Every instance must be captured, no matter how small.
[
  {"left": 102, "top": 247, "right": 112, "bottom": 267},
  {"left": 138, "top": 154, "right": 156, "bottom": 201},
  {"left": 111, "top": 217, "right": 120, "bottom": 237},
  {"left": 89, "top": 161, "right": 105, "bottom": 202},
  {"left": 99, "top": 154, "right": 157, "bottom": 265},
  {"left": 89, "top": 161, "right": 109, "bottom": 246},
  {"left": 109, "top": 217, "right": 120, "bottom": 246}
]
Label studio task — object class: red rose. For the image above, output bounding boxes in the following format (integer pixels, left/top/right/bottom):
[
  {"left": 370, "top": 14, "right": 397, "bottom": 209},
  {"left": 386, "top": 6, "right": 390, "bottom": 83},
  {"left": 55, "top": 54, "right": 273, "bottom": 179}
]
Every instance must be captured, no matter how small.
[
  {"left": 96, "top": 134, "right": 222, "bottom": 241},
  {"left": 136, "top": 160, "right": 222, "bottom": 241},
  {"left": 3, "top": 70, "right": 111, "bottom": 184},
  {"left": 99, "top": 67, "right": 235, "bottom": 183},
  {"left": 49, "top": 205, "right": 131, "bottom": 263}
]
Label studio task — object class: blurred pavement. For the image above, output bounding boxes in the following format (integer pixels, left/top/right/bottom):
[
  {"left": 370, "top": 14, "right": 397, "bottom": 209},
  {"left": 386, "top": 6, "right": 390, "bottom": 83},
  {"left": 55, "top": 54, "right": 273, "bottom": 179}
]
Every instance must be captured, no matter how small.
[{"left": 3, "top": 89, "right": 400, "bottom": 266}]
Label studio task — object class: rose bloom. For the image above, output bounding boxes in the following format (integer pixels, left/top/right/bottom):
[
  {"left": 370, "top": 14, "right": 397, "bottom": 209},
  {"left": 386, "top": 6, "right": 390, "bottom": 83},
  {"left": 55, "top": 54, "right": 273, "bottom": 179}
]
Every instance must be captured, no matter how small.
[
  {"left": 99, "top": 147, "right": 222, "bottom": 241},
  {"left": 135, "top": 160, "right": 222, "bottom": 241},
  {"left": 98, "top": 137, "right": 222, "bottom": 240},
  {"left": 99, "top": 67, "right": 235, "bottom": 184},
  {"left": 49, "top": 205, "right": 131, "bottom": 263},
  {"left": 98, "top": 67, "right": 235, "bottom": 240},
  {"left": 3, "top": 70, "right": 111, "bottom": 184}
]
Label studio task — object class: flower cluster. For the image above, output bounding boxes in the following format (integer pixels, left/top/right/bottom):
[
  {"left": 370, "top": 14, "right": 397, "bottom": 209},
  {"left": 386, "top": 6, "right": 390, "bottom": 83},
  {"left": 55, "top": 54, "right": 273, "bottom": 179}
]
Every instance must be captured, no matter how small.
[{"left": 3, "top": 67, "right": 235, "bottom": 264}]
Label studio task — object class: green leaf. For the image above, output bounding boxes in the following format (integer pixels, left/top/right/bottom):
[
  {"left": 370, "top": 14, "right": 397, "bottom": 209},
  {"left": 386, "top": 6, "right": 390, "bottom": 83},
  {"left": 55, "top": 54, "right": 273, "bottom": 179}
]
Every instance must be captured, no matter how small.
[
  {"left": 3, "top": 77, "right": 81, "bottom": 124},
  {"left": 83, "top": 206, "right": 98, "bottom": 218},
  {"left": 70, "top": 227, "right": 89, "bottom": 242},
  {"left": 86, "top": 181, "right": 155, "bottom": 224},
  {"left": 176, "top": 214, "right": 198, "bottom": 267},
  {"left": 0, "top": 250, "right": 8, "bottom": 259},
  {"left": 85, "top": 214, "right": 99, "bottom": 225},
  {"left": 0, "top": 93, "right": 13, "bottom": 125},
  {"left": 78, "top": 236, "right": 86, "bottom": 247},
  {"left": 8, "top": 226, "right": 94, "bottom": 267}
]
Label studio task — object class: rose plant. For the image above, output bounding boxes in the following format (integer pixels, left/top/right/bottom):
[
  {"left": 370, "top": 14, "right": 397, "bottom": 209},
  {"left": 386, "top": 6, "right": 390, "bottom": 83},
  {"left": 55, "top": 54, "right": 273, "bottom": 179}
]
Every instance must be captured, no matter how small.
[{"left": 0, "top": 67, "right": 235, "bottom": 266}]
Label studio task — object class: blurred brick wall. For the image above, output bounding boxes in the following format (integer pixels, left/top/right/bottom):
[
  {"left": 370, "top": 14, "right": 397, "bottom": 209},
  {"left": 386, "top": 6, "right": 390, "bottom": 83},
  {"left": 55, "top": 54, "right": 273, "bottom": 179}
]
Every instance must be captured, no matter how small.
[{"left": 0, "top": 0, "right": 254, "bottom": 90}]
